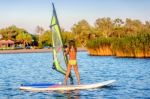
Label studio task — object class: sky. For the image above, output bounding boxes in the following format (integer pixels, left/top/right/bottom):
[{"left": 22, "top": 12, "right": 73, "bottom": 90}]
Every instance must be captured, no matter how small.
[{"left": 0, "top": 0, "right": 150, "bottom": 33}]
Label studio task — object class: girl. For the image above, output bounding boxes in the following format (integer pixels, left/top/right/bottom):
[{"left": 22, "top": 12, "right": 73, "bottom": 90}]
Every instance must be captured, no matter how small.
[{"left": 64, "top": 40, "right": 80, "bottom": 85}]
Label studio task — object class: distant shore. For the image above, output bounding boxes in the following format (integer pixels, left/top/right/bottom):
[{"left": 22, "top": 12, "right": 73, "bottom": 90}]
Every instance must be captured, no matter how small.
[{"left": 0, "top": 48, "right": 87, "bottom": 54}]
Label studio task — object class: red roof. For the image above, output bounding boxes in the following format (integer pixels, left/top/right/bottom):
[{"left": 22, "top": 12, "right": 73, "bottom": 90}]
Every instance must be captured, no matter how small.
[
  {"left": 0, "top": 40, "right": 7, "bottom": 44},
  {"left": 6, "top": 40, "right": 14, "bottom": 44},
  {"left": 0, "top": 40, "right": 14, "bottom": 44}
]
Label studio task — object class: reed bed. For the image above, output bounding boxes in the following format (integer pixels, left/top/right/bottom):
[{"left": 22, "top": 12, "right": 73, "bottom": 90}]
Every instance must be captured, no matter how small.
[{"left": 87, "top": 33, "right": 150, "bottom": 57}]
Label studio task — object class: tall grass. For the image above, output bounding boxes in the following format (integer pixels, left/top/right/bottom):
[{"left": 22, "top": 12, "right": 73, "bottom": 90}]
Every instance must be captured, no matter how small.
[
  {"left": 87, "top": 32, "right": 150, "bottom": 57},
  {"left": 87, "top": 37, "right": 113, "bottom": 56},
  {"left": 87, "top": 37, "right": 112, "bottom": 49},
  {"left": 112, "top": 32, "right": 150, "bottom": 57}
]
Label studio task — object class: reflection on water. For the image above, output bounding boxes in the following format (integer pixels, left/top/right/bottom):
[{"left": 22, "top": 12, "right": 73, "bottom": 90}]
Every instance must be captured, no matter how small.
[
  {"left": 59, "top": 90, "right": 80, "bottom": 99},
  {"left": 0, "top": 52, "right": 150, "bottom": 98}
]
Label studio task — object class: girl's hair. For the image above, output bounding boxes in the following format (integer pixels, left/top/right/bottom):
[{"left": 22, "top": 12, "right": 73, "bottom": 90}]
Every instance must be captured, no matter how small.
[{"left": 68, "top": 40, "right": 77, "bottom": 52}]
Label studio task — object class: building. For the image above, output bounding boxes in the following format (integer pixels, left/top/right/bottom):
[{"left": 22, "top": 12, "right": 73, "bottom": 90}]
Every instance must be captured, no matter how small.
[{"left": 0, "top": 40, "right": 14, "bottom": 49}]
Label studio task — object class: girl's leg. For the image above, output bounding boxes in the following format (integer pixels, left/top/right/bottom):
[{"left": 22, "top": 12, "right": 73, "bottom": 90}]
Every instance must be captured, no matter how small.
[
  {"left": 64, "top": 64, "right": 72, "bottom": 85},
  {"left": 73, "top": 64, "right": 80, "bottom": 84}
]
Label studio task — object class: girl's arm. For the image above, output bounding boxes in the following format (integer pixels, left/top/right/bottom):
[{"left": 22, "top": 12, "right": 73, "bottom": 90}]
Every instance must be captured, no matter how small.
[{"left": 64, "top": 48, "right": 69, "bottom": 55}]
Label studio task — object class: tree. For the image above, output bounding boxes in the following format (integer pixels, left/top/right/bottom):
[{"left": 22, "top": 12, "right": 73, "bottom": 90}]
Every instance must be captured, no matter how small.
[
  {"left": 111, "top": 18, "right": 125, "bottom": 37},
  {"left": 38, "top": 30, "right": 52, "bottom": 48},
  {"left": 125, "top": 18, "right": 143, "bottom": 35},
  {"left": 61, "top": 31, "right": 75, "bottom": 45},
  {"left": 144, "top": 21, "right": 150, "bottom": 32},
  {"left": 114, "top": 18, "right": 124, "bottom": 27},
  {"left": 0, "top": 25, "right": 28, "bottom": 41},
  {"left": 16, "top": 33, "right": 32, "bottom": 48},
  {"left": 35, "top": 26, "right": 45, "bottom": 36},
  {"left": 71, "top": 19, "right": 91, "bottom": 47},
  {"left": 95, "top": 17, "right": 114, "bottom": 38}
]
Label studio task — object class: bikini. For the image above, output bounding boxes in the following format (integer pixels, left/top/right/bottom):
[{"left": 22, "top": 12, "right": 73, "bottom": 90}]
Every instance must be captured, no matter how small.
[{"left": 68, "top": 48, "right": 77, "bottom": 65}]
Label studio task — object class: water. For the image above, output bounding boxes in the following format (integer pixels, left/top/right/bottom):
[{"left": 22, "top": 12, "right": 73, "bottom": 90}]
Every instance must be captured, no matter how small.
[{"left": 0, "top": 52, "right": 150, "bottom": 99}]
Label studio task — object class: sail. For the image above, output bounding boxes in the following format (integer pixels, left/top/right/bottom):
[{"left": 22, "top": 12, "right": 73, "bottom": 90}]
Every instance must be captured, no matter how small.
[{"left": 50, "top": 3, "right": 73, "bottom": 81}]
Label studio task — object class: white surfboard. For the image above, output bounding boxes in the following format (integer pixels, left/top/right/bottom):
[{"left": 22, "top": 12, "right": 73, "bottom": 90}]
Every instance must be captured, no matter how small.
[{"left": 19, "top": 80, "right": 116, "bottom": 92}]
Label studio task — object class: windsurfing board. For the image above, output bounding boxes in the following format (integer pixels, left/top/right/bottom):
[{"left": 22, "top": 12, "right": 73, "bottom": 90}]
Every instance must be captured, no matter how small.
[{"left": 19, "top": 80, "right": 116, "bottom": 91}]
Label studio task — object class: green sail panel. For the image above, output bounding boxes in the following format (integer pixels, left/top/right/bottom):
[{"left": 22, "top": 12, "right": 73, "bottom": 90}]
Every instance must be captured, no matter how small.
[{"left": 50, "top": 3, "right": 73, "bottom": 82}]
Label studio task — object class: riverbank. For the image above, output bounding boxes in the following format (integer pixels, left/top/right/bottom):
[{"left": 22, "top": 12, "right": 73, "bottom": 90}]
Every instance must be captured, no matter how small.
[
  {"left": 87, "top": 47, "right": 150, "bottom": 58},
  {"left": 0, "top": 48, "right": 87, "bottom": 54},
  {"left": 86, "top": 33, "right": 150, "bottom": 58}
]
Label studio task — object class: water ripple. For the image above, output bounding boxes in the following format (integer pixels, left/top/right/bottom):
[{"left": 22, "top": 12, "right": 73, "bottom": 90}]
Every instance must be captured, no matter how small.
[{"left": 0, "top": 52, "right": 150, "bottom": 98}]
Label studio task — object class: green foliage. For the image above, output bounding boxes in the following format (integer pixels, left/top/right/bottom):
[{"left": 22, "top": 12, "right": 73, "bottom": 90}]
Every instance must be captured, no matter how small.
[
  {"left": 16, "top": 33, "right": 32, "bottom": 48},
  {"left": 87, "top": 37, "right": 112, "bottom": 49},
  {"left": 71, "top": 19, "right": 91, "bottom": 47},
  {"left": 38, "top": 30, "right": 52, "bottom": 48},
  {"left": 94, "top": 17, "right": 114, "bottom": 38},
  {"left": 112, "top": 32, "right": 150, "bottom": 50},
  {"left": 0, "top": 25, "right": 28, "bottom": 41},
  {"left": 111, "top": 32, "right": 150, "bottom": 56},
  {"left": 62, "top": 31, "right": 75, "bottom": 45},
  {"left": 0, "top": 18, "right": 150, "bottom": 54}
]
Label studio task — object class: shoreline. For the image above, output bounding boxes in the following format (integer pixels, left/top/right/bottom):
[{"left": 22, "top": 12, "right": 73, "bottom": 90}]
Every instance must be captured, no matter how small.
[{"left": 0, "top": 48, "right": 87, "bottom": 54}]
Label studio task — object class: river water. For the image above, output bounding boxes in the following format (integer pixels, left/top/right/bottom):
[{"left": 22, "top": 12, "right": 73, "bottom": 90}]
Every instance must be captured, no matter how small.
[{"left": 0, "top": 52, "right": 150, "bottom": 99}]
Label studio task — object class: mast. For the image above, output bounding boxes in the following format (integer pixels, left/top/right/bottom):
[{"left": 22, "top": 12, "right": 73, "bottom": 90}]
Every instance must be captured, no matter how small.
[{"left": 50, "top": 3, "right": 73, "bottom": 83}]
